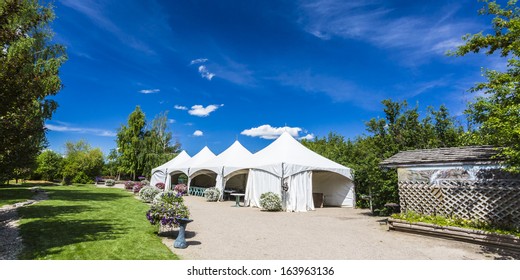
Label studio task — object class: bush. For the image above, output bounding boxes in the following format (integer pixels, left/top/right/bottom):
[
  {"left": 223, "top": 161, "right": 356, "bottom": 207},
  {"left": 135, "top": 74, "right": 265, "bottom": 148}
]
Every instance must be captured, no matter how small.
[
  {"left": 174, "top": 183, "right": 187, "bottom": 195},
  {"left": 72, "top": 172, "right": 91, "bottom": 184},
  {"left": 139, "top": 186, "right": 161, "bottom": 203},
  {"left": 155, "top": 182, "right": 165, "bottom": 190},
  {"left": 204, "top": 187, "right": 220, "bottom": 202},
  {"left": 105, "top": 179, "right": 115, "bottom": 186},
  {"left": 124, "top": 181, "right": 135, "bottom": 190},
  {"left": 141, "top": 179, "right": 150, "bottom": 186},
  {"left": 260, "top": 192, "right": 282, "bottom": 211},
  {"left": 133, "top": 182, "right": 144, "bottom": 194}
]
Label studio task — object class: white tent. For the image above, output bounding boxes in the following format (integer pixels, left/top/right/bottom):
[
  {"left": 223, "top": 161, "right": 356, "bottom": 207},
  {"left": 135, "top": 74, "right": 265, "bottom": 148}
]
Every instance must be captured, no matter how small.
[
  {"left": 168, "top": 146, "right": 216, "bottom": 189},
  {"left": 245, "top": 132, "right": 355, "bottom": 212},
  {"left": 189, "top": 140, "right": 253, "bottom": 197},
  {"left": 150, "top": 151, "right": 191, "bottom": 189}
]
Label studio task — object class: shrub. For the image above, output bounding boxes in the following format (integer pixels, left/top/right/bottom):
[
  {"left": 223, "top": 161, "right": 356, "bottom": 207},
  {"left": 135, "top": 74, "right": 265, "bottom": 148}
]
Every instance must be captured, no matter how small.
[
  {"left": 260, "top": 192, "right": 282, "bottom": 211},
  {"left": 72, "top": 172, "right": 91, "bottom": 184},
  {"left": 155, "top": 182, "right": 165, "bottom": 190},
  {"left": 204, "top": 187, "right": 220, "bottom": 202},
  {"left": 174, "top": 183, "right": 187, "bottom": 195},
  {"left": 124, "top": 181, "right": 135, "bottom": 190},
  {"left": 139, "top": 186, "right": 161, "bottom": 203},
  {"left": 141, "top": 179, "right": 150, "bottom": 186},
  {"left": 105, "top": 179, "right": 115, "bottom": 186},
  {"left": 133, "top": 182, "right": 144, "bottom": 194}
]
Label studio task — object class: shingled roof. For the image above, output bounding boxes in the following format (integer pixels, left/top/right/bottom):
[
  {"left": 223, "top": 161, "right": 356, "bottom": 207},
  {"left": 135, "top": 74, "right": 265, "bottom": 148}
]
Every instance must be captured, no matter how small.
[{"left": 380, "top": 146, "right": 501, "bottom": 167}]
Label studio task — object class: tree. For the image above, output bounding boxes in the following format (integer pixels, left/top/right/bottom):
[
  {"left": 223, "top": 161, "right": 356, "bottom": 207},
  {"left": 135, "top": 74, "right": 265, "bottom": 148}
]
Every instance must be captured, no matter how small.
[
  {"left": 61, "top": 141, "right": 104, "bottom": 185},
  {"left": 140, "top": 111, "right": 181, "bottom": 177},
  {"left": 302, "top": 99, "right": 465, "bottom": 214},
  {"left": 116, "top": 106, "right": 146, "bottom": 180},
  {"left": 0, "top": 0, "right": 67, "bottom": 182},
  {"left": 451, "top": 0, "right": 520, "bottom": 172},
  {"left": 34, "top": 149, "right": 63, "bottom": 181},
  {"left": 115, "top": 108, "right": 181, "bottom": 180}
]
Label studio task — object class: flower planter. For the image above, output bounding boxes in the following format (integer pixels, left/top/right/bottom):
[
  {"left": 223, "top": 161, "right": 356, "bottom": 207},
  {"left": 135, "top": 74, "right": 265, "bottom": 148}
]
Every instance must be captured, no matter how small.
[{"left": 388, "top": 218, "right": 520, "bottom": 252}]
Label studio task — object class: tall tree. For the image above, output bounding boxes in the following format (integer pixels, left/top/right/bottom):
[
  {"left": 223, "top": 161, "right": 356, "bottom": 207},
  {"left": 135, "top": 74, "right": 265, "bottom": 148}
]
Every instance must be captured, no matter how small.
[
  {"left": 451, "top": 0, "right": 520, "bottom": 172},
  {"left": 140, "top": 111, "right": 181, "bottom": 177},
  {"left": 0, "top": 0, "right": 67, "bottom": 182},
  {"left": 116, "top": 106, "right": 146, "bottom": 180}
]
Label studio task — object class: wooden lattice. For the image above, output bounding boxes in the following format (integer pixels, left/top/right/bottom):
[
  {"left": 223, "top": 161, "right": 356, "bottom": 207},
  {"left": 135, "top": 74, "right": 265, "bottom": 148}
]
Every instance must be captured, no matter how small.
[{"left": 398, "top": 180, "right": 520, "bottom": 228}]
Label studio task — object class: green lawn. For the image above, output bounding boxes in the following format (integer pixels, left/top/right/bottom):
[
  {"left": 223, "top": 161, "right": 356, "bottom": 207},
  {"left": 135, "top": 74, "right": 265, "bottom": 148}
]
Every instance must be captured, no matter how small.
[
  {"left": 0, "top": 184, "right": 34, "bottom": 207},
  {"left": 16, "top": 185, "right": 179, "bottom": 260}
]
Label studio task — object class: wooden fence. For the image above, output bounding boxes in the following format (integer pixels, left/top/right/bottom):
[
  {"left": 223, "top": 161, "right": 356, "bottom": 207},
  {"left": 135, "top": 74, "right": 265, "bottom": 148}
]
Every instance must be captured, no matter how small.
[{"left": 399, "top": 179, "right": 520, "bottom": 228}]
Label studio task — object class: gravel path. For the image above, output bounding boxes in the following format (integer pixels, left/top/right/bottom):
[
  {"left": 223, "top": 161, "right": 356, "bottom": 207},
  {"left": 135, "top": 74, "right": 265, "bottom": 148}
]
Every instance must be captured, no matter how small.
[
  {"left": 0, "top": 188, "right": 48, "bottom": 260},
  {"left": 160, "top": 196, "right": 516, "bottom": 260}
]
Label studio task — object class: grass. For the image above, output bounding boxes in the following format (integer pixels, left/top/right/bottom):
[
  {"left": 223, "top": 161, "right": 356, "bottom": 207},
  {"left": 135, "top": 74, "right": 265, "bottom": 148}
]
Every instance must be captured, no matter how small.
[
  {"left": 0, "top": 184, "right": 35, "bottom": 207},
  {"left": 392, "top": 211, "right": 520, "bottom": 238},
  {"left": 15, "top": 184, "right": 179, "bottom": 260}
]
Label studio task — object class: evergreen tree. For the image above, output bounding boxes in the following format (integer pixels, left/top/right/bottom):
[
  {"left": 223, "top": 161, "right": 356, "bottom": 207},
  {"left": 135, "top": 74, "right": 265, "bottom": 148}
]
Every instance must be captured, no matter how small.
[{"left": 0, "top": 0, "right": 67, "bottom": 182}]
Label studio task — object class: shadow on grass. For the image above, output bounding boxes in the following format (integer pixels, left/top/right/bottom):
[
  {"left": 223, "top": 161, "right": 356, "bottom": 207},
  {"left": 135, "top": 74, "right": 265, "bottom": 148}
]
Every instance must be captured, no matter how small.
[
  {"left": 18, "top": 215, "right": 127, "bottom": 259},
  {"left": 18, "top": 205, "right": 94, "bottom": 219},
  {"left": 44, "top": 188, "right": 129, "bottom": 202}
]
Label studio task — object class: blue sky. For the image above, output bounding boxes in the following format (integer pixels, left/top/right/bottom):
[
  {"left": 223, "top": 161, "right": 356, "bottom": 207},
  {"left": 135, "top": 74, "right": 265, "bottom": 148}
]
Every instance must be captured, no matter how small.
[{"left": 45, "top": 0, "right": 502, "bottom": 156}]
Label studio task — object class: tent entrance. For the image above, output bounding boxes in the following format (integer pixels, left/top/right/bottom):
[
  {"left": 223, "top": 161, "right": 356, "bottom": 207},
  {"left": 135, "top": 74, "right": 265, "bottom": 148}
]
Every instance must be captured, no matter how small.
[
  {"left": 190, "top": 173, "right": 217, "bottom": 188},
  {"left": 311, "top": 171, "right": 355, "bottom": 208},
  {"left": 224, "top": 170, "right": 248, "bottom": 193}
]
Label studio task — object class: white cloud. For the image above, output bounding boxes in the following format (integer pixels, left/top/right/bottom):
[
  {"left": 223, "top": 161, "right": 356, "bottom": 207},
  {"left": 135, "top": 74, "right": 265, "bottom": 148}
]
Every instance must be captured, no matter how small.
[
  {"left": 193, "top": 130, "right": 204, "bottom": 137},
  {"left": 45, "top": 123, "right": 116, "bottom": 137},
  {"left": 174, "top": 105, "right": 188, "bottom": 110},
  {"left": 188, "top": 104, "right": 224, "bottom": 117},
  {"left": 299, "top": 133, "right": 315, "bottom": 140},
  {"left": 198, "top": 65, "right": 215, "bottom": 80},
  {"left": 139, "top": 89, "right": 160, "bottom": 94},
  {"left": 190, "top": 58, "right": 208, "bottom": 65},
  {"left": 241, "top": 125, "right": 303, "bottom": 139},
  {"left": 168, "top": 119, "right": 175, "bottom": 124}
]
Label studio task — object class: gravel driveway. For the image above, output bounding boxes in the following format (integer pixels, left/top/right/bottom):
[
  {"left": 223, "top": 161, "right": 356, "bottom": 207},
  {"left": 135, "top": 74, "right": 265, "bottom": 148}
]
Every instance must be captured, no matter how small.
[{"left": 161, "top": 196, "right": 516, "bottom": 260}]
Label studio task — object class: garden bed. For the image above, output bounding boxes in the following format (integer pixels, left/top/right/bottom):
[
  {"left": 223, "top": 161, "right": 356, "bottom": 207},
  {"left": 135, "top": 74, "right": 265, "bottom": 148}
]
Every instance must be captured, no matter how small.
[{"left": 388, "top": 218, "right": 520, "bottom": 253}]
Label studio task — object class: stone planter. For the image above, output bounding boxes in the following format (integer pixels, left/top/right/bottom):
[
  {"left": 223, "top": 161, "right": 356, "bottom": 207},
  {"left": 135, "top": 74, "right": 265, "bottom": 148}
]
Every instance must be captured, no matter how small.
[
  {"left": 388, "top": 218, "right": 520, "bottom": 252},
  {"left": 174, "top": 218, "right": 193, "bottom": 249}
]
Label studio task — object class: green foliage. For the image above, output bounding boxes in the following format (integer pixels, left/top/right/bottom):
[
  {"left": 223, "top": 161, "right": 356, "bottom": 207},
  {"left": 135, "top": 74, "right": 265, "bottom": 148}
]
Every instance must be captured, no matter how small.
[
  {"left": 0, "top": 0, "right": 67, "bottom": 182},
  {"left": 61, "top": 141, "right": 104, "bottom": 185},
  {"left": 393, "top": 211, "right": 520, "bottom": 238},
  {"left": 302, "top": 100, "right": 465, "bottom": 214},
  {"left": 450, "top": 0, "right": 520, "bottom": 172},
  {"left": 153, "top": 190, "right": 182, "bottom": 205},
  {"left": 116, "top": 106, "right": 146, "bottom": 180},
  {"left": 33, "top": 150, "right": 62, "bottom": 181},
  {"left": 115, "top": 108, "right": 181, "bottom": 180},
  {"left": 204, "top": 187, "right": 220, "bottom": 202},
  {"left": 259, "top": 192, "right": 283, "bottom": 211}
]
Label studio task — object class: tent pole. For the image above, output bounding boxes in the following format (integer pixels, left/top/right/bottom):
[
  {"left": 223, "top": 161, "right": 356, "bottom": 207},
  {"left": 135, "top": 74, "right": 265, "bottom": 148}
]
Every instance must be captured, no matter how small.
[{"left": 281, "top": 162, "right": 286, "bottom": 211}]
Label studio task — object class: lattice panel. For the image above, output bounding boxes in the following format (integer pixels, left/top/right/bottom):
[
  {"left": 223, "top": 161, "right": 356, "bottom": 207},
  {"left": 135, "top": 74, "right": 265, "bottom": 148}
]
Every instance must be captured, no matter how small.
[{"left": 398, "top": 180, "right": 520, "bottom": 228}]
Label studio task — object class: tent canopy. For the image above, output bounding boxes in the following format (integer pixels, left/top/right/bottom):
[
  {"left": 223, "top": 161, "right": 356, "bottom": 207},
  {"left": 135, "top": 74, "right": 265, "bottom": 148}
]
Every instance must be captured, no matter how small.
[
  {"left": 150, "top": 150, "right": 191, "bottom": 187},
  {"left": 190, "top": 140, "right": 253, "bottom": 178},
  {"left": 248, "top": 132, "right": 353, "bottom": 180},
  {"left": 169, "top": 146, "right": 216, "bottom": 176}
]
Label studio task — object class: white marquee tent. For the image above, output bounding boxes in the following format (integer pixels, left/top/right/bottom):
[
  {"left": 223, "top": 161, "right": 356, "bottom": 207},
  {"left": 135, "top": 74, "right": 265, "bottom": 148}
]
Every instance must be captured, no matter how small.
[
  {"left": 245, "top": 132, "right": 355, "bottom": 212},
  {"left": 167, "top": 146, "right": 216, "bottom": 189},
  {"left": 189, "top": 140, "right": 253, "bottom": 198},
  {"left": 149, "top": 150, "right": 191, "bottom": 189},
  {"left": 150, "top": 133, "right": 355, "bottom": 212}
]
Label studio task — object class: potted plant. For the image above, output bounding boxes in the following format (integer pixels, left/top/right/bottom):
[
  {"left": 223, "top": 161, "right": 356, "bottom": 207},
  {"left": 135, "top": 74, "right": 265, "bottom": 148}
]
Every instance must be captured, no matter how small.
[{"left": 146, "top": 191, "right": 192, "bottom": 249}]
